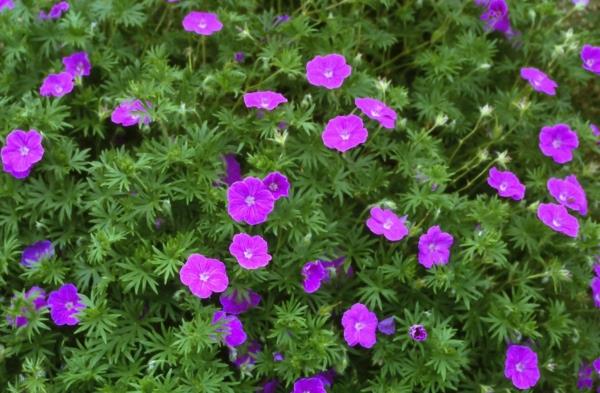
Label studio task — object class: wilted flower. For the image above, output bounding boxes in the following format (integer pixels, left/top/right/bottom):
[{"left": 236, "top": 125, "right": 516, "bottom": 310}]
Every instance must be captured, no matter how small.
[
  {"left": 341, "top": 303, "right": 378, "bottom": 348},
  {"left": 537, "top": 203, "right": 579, "bottom": 238},
  {"left": 179, "top": 254, "right": 229, "bottom": 298},
  {"left": 577, "top": 364, "right": 594, "bottom": 389},
  {"left": 233, "top": 51, "right": 245, "bottom": 63},
  {"left": 212, "top": 311, "right": 247, "bottom": 347},
  {"left": 480, "top": 0, "right": 512, "bottom": 34},
  {"left": 219, "top": 289, "right": 261, "bottom": 315},
  {"left": 306, "top": 54, "right": 352, "bottom": 89},
  {"left": 504, "top": 345, "right": 540, "bottom": 390},
  {"left": 539, "top": 123, "right": 579, "bottom": 164},
  {"left": 182, "top": 11, "right": 223, "bottom": 35},
  {"left": 229, "top": 233, "right": 272, "bottom": 270},
  {"left": 409, "top": 324, "right": 428, "bottom": 341},
  {"left": 243, "top": 91, "right": 288, "bottom": 111},
  {"left": 227, "top": 177, "right": 275, "bottom": 225},
  {"left": 322, "top": 114, "right": 368, "bottom": 152},
  {"left": 48, "top": 283, "right": 85, "bottom": 326},
  {"left": 366, "top": 207, "right": 408, "bottom": 242},
  {"left": 222, "top": 154, "right": 242, "bottom": 186},
  {"left": 6, "top": 287, "right": 46, "bottom": 328},
  {"left": 520, "top": 67, "right": 558, "bottom": 95},
  {"left": 486, "top": 167, "right": 526, "bottom": 200},
  {"left": 39, "top": 72, "right": 74, "bottom": 97},
  {"left": 1, "top": 129, "right": 45, "bottom": 179}
]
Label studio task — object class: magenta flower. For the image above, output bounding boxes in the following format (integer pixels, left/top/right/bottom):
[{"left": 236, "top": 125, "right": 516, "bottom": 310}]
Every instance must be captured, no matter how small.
[
  {"left": 222, "top": 154, "right": 242, "bottom": 186},
  {"left": 182, "top": 11, "right": 223, "bottom": 36},
  {"left": 537, "top": 203, "right": 579, "bottom": 238},
  {"left": 229, "top": 233, "right": 272, "bottom": 270},
  {"left": 480, "top": 0, "right": 512, "bottom": 34},
  {"left": 243, "top": 91, "right": 288, "bottom": 111},
  {"left": 212, "top": 311, "right": 247, "bottom": 347},
  {"left": 408, "top": 324, "right": 428, "bottom": 342},
  {"left": 262, "top": 171, "right": 290, "bottom": 200},
  {"left": 520, "top": 67, "right": 558, "bottom": 96},
  {"left": 594, "top": 263, "right": 600, "bottom": 277},
  {"left": 539, "top": 124, "right": 579, "bottom": 164},
  {"left": 592, "top": 124, "right": 600, "bottom": 141},
  {"left": 179, "top": 254, "right": 229, "bottom": 298},
  {"left": 39, "top": 72, "right": 74, "bottom": 97},
  {"left": 232, "top": 340, "right": 261, "bottom": 368},
  {"left": 111, "top": 99, "right": 152, "bottom": 127},
  {"left": 590, "top": 277, "right": 600, "bottom": 308},
  {"left": 227, "top": 177, "right": 275, "bottom": 225},
  {"left": 486, "top": 167, "right": 526, "bottom": 200},
  {"left": 355, "top": 97, "right": 397, "bottom": 129},
  {"left": 21, "top": 240, "right": 54, "bottom": 267},
  {"left": 6, "top": 286, "right": 46, "bottom": 328},
  {"left": 504, "top": 345, "right": 540, "bottom": 390},
  {"left": 219, "top": 289, "right": 261, "bottom": 315},
  {"left": 581, "top": 44, "right": 600, "bottom": 74},
  {"left": 377, "top": 317, "right": 396, "bottom": 335},
  {"left": 1, "top": 129, "right": 45, "bottom": 179},
  {"left": 302, "top": 261, "right": 327, "bottom": 293},
  {"left": 62, "top": 51, "right": 91, "bottom": 77},
  {"left": 0, "top": 0, "right": 14, "bottom": 12},
  {"left": 366, "top": 207, "right": 408, "bottom": 242},
  {"left": 322, "top": 114, "right": 368, "bottom": 152},
  {"left": 418, "top": 225, "right": 454, "bottom": 269},
  {"left": 547, "top": 175, "right": 587, "bottom": 215},
  {"left": 306, "top": 54, "right": 352, "bottom": 89},
  {"left": 47, "top": 283, "right": 85, "bottom": 326},
  {"left": 293, "top": 377, "right": 326, "bottom": 393},
  {"left": 593, "top": 358, "right": 600, "bottom": 373},
  {"left": 341, "top": 303, "right": 378, "bottom": 349},
  {"left": 40, "top": 1, "right": 69, "bottom": 20}
]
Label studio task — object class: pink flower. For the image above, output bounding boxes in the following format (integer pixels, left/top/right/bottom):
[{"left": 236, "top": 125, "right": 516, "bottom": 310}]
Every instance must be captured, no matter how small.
[
  {"left": 322, "top": 114, "right": 368, "bottom": 152},
  {"left": 229, "top": 233, "right": 272, "bottom": 270},
  {"left": 366, "top": 207, "right": 408, "bottom": 242},
  {"left": 262, "top": 171, "right": 290, "bottom": 200},
  {"left": 243, "top": 91, "right": 288, "bottom": 111},
  {"left": 520, "top": 67, "right": 558, "bottom": 96},
  {"left": 227, "top": 177, "right": 275, "bottom": 225},
  {"left": 354, "top": 97, "right": 397, "bottom": 129},
  {"left": 538, "top": 124, "right": 578, "bottom": 164},
  {"left": 179, "top": 254, "right": 229, "bottom": 298},
  {"left": 182, "top": 11, "right": 223, "bottom": 36},
  {"left": 417, "top": 225, "right": 454, "bottom": 269},
  {"left": 39, "top": 72, "right": 74, "bottom": 97},
  {"left": 486, "top": 167, "right": 526, "bottom": 200},
  {"left": 536, "top": 203, "right": 579, "bottom": 238},
  {"left": 341, "top": 303, "right": 378, "bottom": 348},
  {"left": 547, "top": 175, "right": 587, "bottom": 215},
  {"left": 306, "top": 54, "right": 352, "bottom": 89}
]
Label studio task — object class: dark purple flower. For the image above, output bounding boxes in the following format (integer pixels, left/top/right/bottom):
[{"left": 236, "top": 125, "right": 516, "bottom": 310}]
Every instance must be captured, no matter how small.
[
  {"left": 408, "top": 324, "right": 428, "bottom": 342},
  {"left": 581, "top": 44, "right": 600, "bottom": 74},
  {"left": 547, "top": 175, "right": 587, "bottom": 215},
  {"left": 232, "top": 340, "right": 261, "bottom": 368},
  {"left": 487, "top": 167, "right": 526, "bottom": 200},
  {"left": 480, "top": 0, "right": 512, "bottom": 34},
  {"left": 366, "top": 207, "right": 408, "bottom": 242},
  {"left": 182, "top": 11, "right": 223, "bottom": 35},
  {"left": 302, "top": 261, "right": 327, "bottom": 293},
  {"left": 539, "top": 123, "right": 579, "bottom": 164},
  {"left": 293, "top": 377, "right": 326, "bottom": 393},
  {"left": 314, "top": 369, "right": 336, "bottom": 386},
  {"left": 21, "top": 240, "right": 54, "bottom": 267},
  {"left": 40, "top": 1, "right": 69, "bottom": 20},
  {"left": 418, "top": 226, "right": 454, "bottom": 269},
  {"left": 179, "top": 254, "right": 229, "bottom": 298},
  {"left": 273, "top": 352, "right": 284, "bottom": 362},
  {"left": 222, "top": 154, "right": 242, "bottom": 186},
  {"left": 62, "top": 51, "right": 91, "bottom": 77},
  {"left": 219, "top": 289, "right": 261, "bottom": 315},
  {"left": 212, "top": 310, "right": 247, "bottom": 347},
  {"left": 234, "top": 51, "right": 245, "bottom": 63},
  {"left": 1, "top": 129, "right": 45, "bottom": 179},
  {"left": 320, "top": 256, "right": 349, "bottom": 280},
  {"left": 322, "top": 114, "right": 368, "bottom": 152},
  {"left": 39, "top": 72, "right": 74, "bottom": 97},
  {"left": 274, "top": 14, "right": 290, "bottom": 26},
  {"left": 277, "top": 121, "right": 288, "bottom": 130},
  {"left": 592, "top": 124, "right": 600, "bottom": 144},
  {"left": 229, "top": 233, "right": 272, "bottom": 270},
  {"left": 341, "top": 303, "right": 378, "bottom": 348},
  {"left": 48, "top": 283, "right": 85, "bottom": 326},
  {"left": 355, "top": 97, "right": 397, "bottom": 129},
  {"left": 306, "top": 54, "right": 352, "bottom": 89},
  {"left": 227, "top": 177, "right": 275, "bottom": 225},
  {"left": 504, "top": 345, "right": 540, "bottom": 390},
  {"left": 520, "top": 67, "right": 558, "bottom": 96},
  {"left": 261, "top": 380, "right": 279, "bottom": 393},
  {"left": 577, "top": 364, "right": 594, "bottom": 389},
  {"left": 0, "top": 0, "right": 14, "bottom": 12},
  {"left": 537, "top": 203, "right": 579, "bottom": 238},
  {"left": 6, "top": 286, "right": 46, "bottom": 328},
  {"left": 262, "top": 171, "right": 290, "bottom": 200},
  {"left": 593, "top": 358, "right": 600, "bottom": 373},
  {"left": 377, "top": 317, "right": 396, "bottom": 335},
  {"left": 111, "top": 99, "right": 152, "bottom": 127},
  {"left": 243, "top": 91, "right": 288, "bottom": 111}
]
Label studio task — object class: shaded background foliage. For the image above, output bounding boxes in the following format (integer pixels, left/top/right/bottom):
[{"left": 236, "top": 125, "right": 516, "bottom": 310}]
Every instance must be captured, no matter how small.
[{"left": 1, "top": 0, "right": 599, "bottom": 392}]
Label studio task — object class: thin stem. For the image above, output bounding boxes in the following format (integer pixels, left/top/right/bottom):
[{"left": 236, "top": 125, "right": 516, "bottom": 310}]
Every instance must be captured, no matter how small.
[
  {"left": 455, "top": 159, "right": 496, "bottom": 194},
  {"left": 449, "top": 117, "right": 483, "bottom": 161}
]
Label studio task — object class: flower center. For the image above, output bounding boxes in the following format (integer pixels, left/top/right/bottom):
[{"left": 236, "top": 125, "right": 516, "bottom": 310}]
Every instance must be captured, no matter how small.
[
  {"left": 370, "top": 107, "right": 382, "bottom": 118},
  {"left": 515, "top": 362, "right": 524, "bottom": 373},
  {"left": 499, "top": 182, "right": 507, "bottom": 191},
  {"left": 76, "top": 63, "right": 83, "bottom": 73},
  {"left": 19, "top": 146, "right": 30, "bottom": 156},
  {"left": 65, "top": 302, "right": 74, "bottom": 310},
  {"left": 245, "top": 196, "right": 255, "bottom": 206},
  {"left": 339, "top": 130, "right": 350, "bottom": 141},
  {"left": 354, "top": 322, "right": 365, "bottom": 331},
  {"left": 199, "top": 273, "right": 209, "bottom": 282},
  {"left": 552, "top": 219, "right": 561, "bottom": 227},
  {"left": 559, "top": 193, "right": 566, "bottom": 201},
  {"left": 260, "top": 98, "right": 270, "bottom": 108},
  {"left": 552, "top": 139, "right": 561, "bottom": 149},
  {"left": 198, "top": 19, "right": 207, "bottom": 29},
  {"left": 269, "top": 183, "right": 278, "bottom": 191},
  {"left": 428, "top": 243, "right": 438, "bottom": 252},
  {"left": 323, "top": 69, "right": 333, "bottom": 78},
  {"left": 383, "top": 219, "right": 393, "bottom": 230},
  {"left": 55, "top": 86, "right": 63, "bottom": 93},
  {"left": 243, "top": 249, "right": 253, "bottom": 259}
]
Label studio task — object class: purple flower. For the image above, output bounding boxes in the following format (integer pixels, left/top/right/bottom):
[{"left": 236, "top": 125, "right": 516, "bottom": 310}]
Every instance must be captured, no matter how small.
[
  {"left": 547, "top": 175, "right": 588, "bottom": 215},
  {"left": 302, "top": 261, "right": 327, "bottom": 293},
  {"left": 520, "top": 67, "right": 558, "bottom": 96},
  {"left": 408, "top": 324, "right": 428, "bottom": 342},
  {"left": 504, "top": 345, "right": 540, "bottom": 390},
  {"left": 593, "top": 358, "right": 600, "bottom": 373},
  {"left": 487, "top": 167, "right": 526, "bottom": 200},
  {"left": 306, "top": 54, "right": 352, "bottom": 89},
  {"left": 262, "top": 171, "right": 290, "bottom": 200},
  {"left": 577, "top": 364, "right": 594, "bottom": 389},
  {"left": 592, "top": 124, "right": 600, "bottom": 141},
  {"left": 590, "top": 277, "right": 600, "bottom": 308},
  {"left": 40, "top": 1, "right": 69, "bottom": 20},
  {"left": 1, "top": 129, "right": 45, "bottom": 179},
  {"left": 243, "top": 91, "right": 288, "bottom": 111},
  {"left": 366, "top": 207, "right": 408, "bottom": 242},
  {"left": 232, "top": 340, "right": 261, "bottom": 368},
  {"left": 111, "top": 99, "right": 152, "bottom": 127},
  {"left": 320, "top": 256, "right": 350, "bottom": 280},
  {"left": 480, "top": 0, "right": 512, "bottom": 34},
  {"left": 572, "top": 0, "right": 589, "bottom": 6},
  {"left": 48, "top": 283, "right": 85, "bottom": 326},
  {"left": 292, "top": 377, "right": 326, "bottom": 393},
  {"left": 418, "top": 226, "right": 454, "bottom": 269},
  {"left": 21, "top": 240, "right": 54, "bottom": 267},
  {"left": 322, "top": 114, "right": 368, "bottom": 152},
  {"left": 0, "top": 0, "right": 14, "bottom": 12},
  {"left": 594, "top": 264, "right": 600, "bottom": 277},
  {"left": 273, "top": 352, "right": 284, "bottom": 362},
  {"left": 6, "top": 286, "right": 46, "bottom": 328},
  {"left": 39, "top": 72, "right": 74, "bottom": 97},
  {"left": 262, "top": 380, "right": 279, "bottom": 393},
  {"left": 62, "top": 51, "right": 91, "bottom": 77},
  {"left": 377, "top": 317, "right": 396, "bottom": 335},
  {"left": 234, "top": 51, "right": 245, "bottom": 63},
  {"left": 222, "top": 154, "right": 242, "bottom": 186},
  {"left": 581, "top": 44, "right": 600, "bottom": 74},
  {"left": 355, "top": 97, "right": 397, "bottom": 129},
  {"left": 227, "top": 177, "right": 275, "bottom": 225},
  {"left": 539, "top": 123, "right": 579, "bottom": 164},
  {"left": 314, "top": 369, "right": 336, "bottom": 387},
  {"left": 341, "top": 303, "right": 378, "bottom": 348},
  {"left": 212, "top": 311, "right": 247, "bottom": 347},
  {"left": 537, "top": 203, "right": 579, "bottom": 238},
  {"left": 219, "top": 289, "right": 261, "bottom": 314},
  {"left": 274, "top": 14, "right": 290, "bottom": 26},
  {"left": 179, "top": 254, "right": 229, "bottom": 298},
  {"left": 182, "top": 11, "right": 223, "bottom": 36},
  {"left": 229, "top": 233, "right": 272, "bottom": 270}
]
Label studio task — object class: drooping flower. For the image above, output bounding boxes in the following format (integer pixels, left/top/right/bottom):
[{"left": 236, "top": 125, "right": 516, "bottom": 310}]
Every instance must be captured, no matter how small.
[
  {"left": 408, "top": 324, "right": 428, "bottom": 342},
  {"left": 21, "top": 240, "right": 54, "bottom": 267},
  {"left": 594, "top": 263, "right": 600, "bottom": 278},
  {"left": 581, "top": 44, "right": 600, "bottom": 74},
  {"left": 229, "top": 233, "right": 272, "bottom": 270},
  {"left": 377, "top": 317, "right": 396, "bottom": 335},
  {"left": 486, "top": 167, "right": 526, "bottom": 200},
  {"left": 219, "top": 289, "right": 261, "bottom": 314},
  {"left": 504, "top": 345, "right": 540, "bottom": 390},
  {"left": 354, "top": 97, "right": 397, "bottom": 129},
  {"left": 418, "top": 226, "right": 454, "bottom": 269},
  {"left": 1, "top": 129, "right": 45, "bottom": 179},
  {"left": 341, "top": 303, "right": 378, "bottom": 348},
  {"left": 182, "top": 11, "right": 223, "bottom": 35},
  {"left": 273, "top": 352, "right": 284, "bottom": 362},
  {"left": 547, "top": 175, "right": 588, "bottom": 215},
  {"left": 306, "top": 54, "right": 352, "bottom": 89},
  {"left": 6, "top": 286, "right": 47, "bottom": 328},
  {"left": 231, "top": 340, "right": 261, "bottom": 368},
  {"left": 366, "top": 207, "right": 408, "bottom": 242},
  {"left": 212, "top": 310, "right": 247, "bottom": 347},
  {"left": 39, "top": 72, "right": 74, "bottom": 97},
  {"left": 222, "top": 154, "right": 242, "bottom": 186},
  {"left": 243, "top": 91, "right": 288, "bottom": 111},
  {"left": 537, "top": 203, "right": 579, "bottom": 238},
  {"left": 262, "top": 171, "right": 290, "bottom": 200},
  {"left": 320, "top": 256, "right": 352, "bottom": 281},
  {"left": 234, "top": 51, "right": 245, "bottom": 63},
  {"left": 40, "top": 1, "right": 69, "bottom": 20},
  {"left": 0, "top": 0, "right": 14, "bottom": 12},
  {"left": 273, "top": 14, "right": 290, "bottom": 26},
  {"left": 314, "top": 369, "right": 336, "bottom": 387},
  {"left": 593, "top": 357, "right": 600, "bottom": 373},
  {"left": 292, "top": 377, "right": 326, "bottom": 393},
  {"left": 111, "top": 99, "right": 152, "bottom": 127},
  {"left": 577, "top": 364, "right": 594, "bottom": 389},
  {"left": 590, "top": 277, "right": 600, "bottom": 308},
  {"left": 227, "top": 177, "right": 275, "bottom": 225},
  {"left": 179, "top": 254, "right": 229, "bottom": 298},
  {"left": 539, "top": 123, "right": 579, "bottom": 164},
  {"left": 520, "top": 67, "right": 558, "bottom": 96},
  {"left": 302, "top": 261, "right": 327, "bottom": 293},
  {"left": 62, "top": 51, "right": 91, "bottom": 77},
  {"left": 47, "top": 283, "right": 85, "bottom": 326},
  {"left": 262, "top": 380, "right": 279, "bottom": 393},
  {"left": 322, "top": 114, "right": 368, "bottom": 152},
  {"left": 480, "top": 0, "right": 512, "bottom": 34},
  {"left": 592, "top": 124, "right": 600, "bottom": 143}
]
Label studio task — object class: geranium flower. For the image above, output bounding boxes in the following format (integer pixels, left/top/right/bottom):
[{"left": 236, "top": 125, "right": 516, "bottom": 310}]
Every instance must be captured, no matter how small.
[
  {"left": 1, "top": 129, "right": 45, "bottom": 179},
  {"left": 219, "top": 289, "right": 261, "bottom": 315},
  {"left": 418, "top": 225, "right": 454, "bottom": 269},
  {"left": 243, "top": 91, "right": 288, "bottom": 111},
  {"left": 229, "top": 233, "right": 272, "bottom": 270},
  {"left": 62, "top": 51, "right": 91, "bottom": 77},
  {"left": 222, "top": 154, "right": 242, "bottom": 186},
  {"left": 520, "top": 67, "right": 558, "bottom": 95},
  {"left": 0, "top": 0, "right": 14, "bottom": 12},
  {"left": 212, "top": 310, "right": 247, "bottom": 347},
  {"left": 111, "top": 99, "right": 152, "bottom": 127},
  {"left": 341, "top": 303, "right": 378, "bottom": 348},
  {"left": 301, "top": 261, "right": 327, "bottom": 293},
  {"left": 480, "top": 0, "right": 512, "bottom": 34},
  {"left": 262, "top": 171, "right": 290, "bottom": 200},
  {"left": 306, "top": 54, "right": 352, "bottom": 89},
  {"left": 322, "top": 114, "right": 368, "bottom": 152},
  {"left": 377, "top": 317, "right": 396, "bottom": 335},
  {"left": 581, "top": 44, "right": 600, "bottom": 74},
  {"left": 48, "top": 283, "right": 85, "bottom": 326},
  {"left": 21, "top": 240, "right": 54, "bottom": 267},
  {"left": 487, "top": 167, "right": 526, "bottom": 200},
  {"left": 292, "top": 377, "right": 326, "bottom": 393},
  {"left": 504, "top": 345, "right": 540, "bottom": 390},
  {"left": 39, "top": 72, "right": 74, "bottom": 97},
  {"left": 547, "top": 175, "right": 587, "bottom": 215},
  {"left": 539, "top": 123, "right": 579, "bottom": 164},
  {"left": 366, "top": 207, "right": 408, "bottom": 242},
  {"left": 537, "top": 203, "right": 579, "bottom": 238},
  {"left": 182, "top": 11, "right": 223, "bottom": 35},
  {"left": 40, "top": 1, "right": 69, "bottom": 20},
  {"left": 227, "top": 177, "right": 275, "bottom": 225},
  {"left": 179, "top": 254, "right": 229, "bottom": 298},
  {"left": 355, "top": 97, "right": 397, "bottom": 129}
]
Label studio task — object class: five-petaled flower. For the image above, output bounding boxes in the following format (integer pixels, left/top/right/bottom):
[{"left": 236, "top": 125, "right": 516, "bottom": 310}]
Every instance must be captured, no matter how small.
[
  {"left": 292, "top": 377, "right": 326, "bottom": 393},
  {"left": 581, "top": 44, "right": 600, "bottom": 74},
  {"left": 62, "top": 51, "right": 92, "bottom": 77},
  {"left": 538, "top": 123, "right": 579, "bottom": 164},
  {"left": 306, "top": 54, "right": 352, "bottom": 89},
  {"left": 262, "top": 171, "right": 290, "bottom": 200},
  {"left": 322, "top": 114, "right": 368, "bottom": 152},
  {"left": 366, "top": 207, "right": 408, "bottom": 242},
  {"left": 229, "top": 233, "right": 272, "bottom": 270},
  {"left": 227, "top": 177, "right": 275, "bottom": 225},
  {"left": 418, "top": 225, "right": 454, "bottom": 269},
  {"left": 355, "top": 97, "right": 397, "bottom": 129},
  {"left": 182, "top": 11, "right": 223, "bottom": 35},
  {"left": 547, "top": 175, "right": 587, "bottom": 215},
  {"left": 21, "top": 240, "right": 54, "bottom": 267},
  {"left": 111, "top": 99, "right": 152, "bottom": 127},
  {"left": 39, "top": 72, "right": 74, "bottom": 97},
  {"left": 504, "top": 345, "right": 540, "bottom": 390},
  {"left": 341, "top": 303, "right": 378, "bottom": 348},
  {"left": 48, "top": 283, "right": 85, "bottom": 326},
  {"left": 243, "top": 91, "right": 288, "bottom": 111},
  {"left": 537, "top": 203, "right": 579, "bottom": 238},
  {"left": 179, "top": 254, "right": 229, "bottom": 298},
  {"left": 1, "top": 129, "right": 45, "bottom": 179},
  {"left": 520, "top": 67, "right": 558, "bottom": 95},
  {"left": 219, "top": 289, "right": 261, "bottom": 315},
  {"left": 486, "top": 167, "right": 526, "bottom": 200},
  {"left": 212, "top": 310, "right": 247, "bottom": 347}
]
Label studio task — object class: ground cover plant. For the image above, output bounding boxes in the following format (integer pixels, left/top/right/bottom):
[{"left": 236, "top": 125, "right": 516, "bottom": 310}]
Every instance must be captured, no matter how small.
[{"left": 0, "top": 0, "right": 599, "bottom": 392}]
